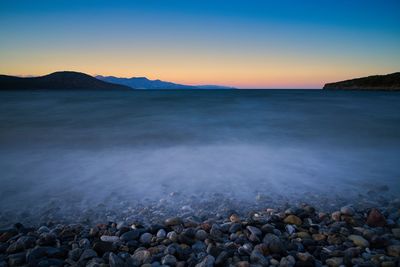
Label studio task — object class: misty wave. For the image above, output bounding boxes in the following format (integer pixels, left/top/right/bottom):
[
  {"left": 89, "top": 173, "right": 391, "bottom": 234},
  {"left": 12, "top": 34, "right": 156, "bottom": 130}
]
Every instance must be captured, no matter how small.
[{"left": 0, "top": 90, "right": 399, "bottom": 225}]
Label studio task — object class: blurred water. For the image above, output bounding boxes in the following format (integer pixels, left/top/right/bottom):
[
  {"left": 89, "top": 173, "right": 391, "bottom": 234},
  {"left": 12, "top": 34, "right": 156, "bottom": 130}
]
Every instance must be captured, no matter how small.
[{"left": 0, "top": 90, "right": 399, "bottom": 218}]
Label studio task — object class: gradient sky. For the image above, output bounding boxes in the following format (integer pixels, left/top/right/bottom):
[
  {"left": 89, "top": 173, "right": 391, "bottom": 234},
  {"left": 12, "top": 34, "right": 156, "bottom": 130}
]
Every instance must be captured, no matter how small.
[{"left": 1, "top": 0, "right": 399, "bottom": 88}]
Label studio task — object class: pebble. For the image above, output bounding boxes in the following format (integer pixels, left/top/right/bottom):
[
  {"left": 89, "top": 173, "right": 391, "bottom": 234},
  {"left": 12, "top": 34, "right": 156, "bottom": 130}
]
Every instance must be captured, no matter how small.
[
  {"left": 325, "top": 257, "right": 343, "bottom": 267},
  {"left": 164, "top": 217, "right": 183, "bottom": 226},
  {"left": 156, "top": 228, "right": 166, "bottom": 239},
  {"left": 195, "top": 255, "right": 215, "bottom": 267},
  {"left": 120, "top": 229, "right": 140, "bottom": 241},
  {"left": 167, "top": 231, "right": 178, "bottom": 242},
  {"left": 340, "top": 205, "right": 355, "bottom": 216},
  {"left": 285, "top": 224, "right": 296, "bottom": 235},
  {"left": 331, "top": 211, "right": 341, "bottom": 221},
  {"left": 195, "top": 229, "right": 208, "bottom": 241},
  {"left": 312, "top": 233, "right": 326, "bottom": 241},
  {"left": 246, "top": 226, "right": 262, "bottom": 237},
  {"left": 140, "top": 233, "right": 153, "bottom": 245},
  {"left": 392, "top": 228, "right": 400, "bottom": 238},
  {"left": 367, "top": 208, "right": 386, "bottom": 227},
  {"left": 109, "top": 252, "right": 125, "bottom": 267},
  {"left": 283, "top": 215, "right": 302, "bottom": 226},
  {"left": 263, "top": 233, "right": 284, "bottom": 253},
  {"left": 132, "top": 250, "right": 151, "bottom": 265},
  {"left": 79, "top": 248, "right": 97, "bottom": 261},
  {"left": 387, "top": 245, "right": 400, "bottom": 257},
  {"left": 348, "top": 235, "right": 369, "bottom": 248},
  {"left": 100, "top": 235, "right": 120, "bottom": 243},
  {"left": 0, "top": 202, "right": 398, "bottom": 267},
  {"left": 162, "top": 254, "right": 177, "bottom": 266},
  {"left": 229, "top": 214, "right": 241, "bottom": 223}
]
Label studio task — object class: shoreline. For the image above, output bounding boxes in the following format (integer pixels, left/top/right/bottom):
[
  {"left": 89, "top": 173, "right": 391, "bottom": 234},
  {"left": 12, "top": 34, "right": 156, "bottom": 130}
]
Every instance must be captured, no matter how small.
[{"left": 1, "top": 196, "right": 399, "bottom": 267}]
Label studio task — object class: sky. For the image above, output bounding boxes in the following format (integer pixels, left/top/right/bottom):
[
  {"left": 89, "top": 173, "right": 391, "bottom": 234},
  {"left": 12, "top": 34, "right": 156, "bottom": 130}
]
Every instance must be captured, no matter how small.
[{"left": 0, "top": 0, "right": 399, "bottom": 89}]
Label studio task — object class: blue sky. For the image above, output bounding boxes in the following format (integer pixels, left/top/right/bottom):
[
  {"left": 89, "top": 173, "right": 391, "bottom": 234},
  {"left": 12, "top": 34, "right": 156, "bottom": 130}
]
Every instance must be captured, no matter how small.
[{"left": 1, "top": 0, "right": 399, "bottom": 88}]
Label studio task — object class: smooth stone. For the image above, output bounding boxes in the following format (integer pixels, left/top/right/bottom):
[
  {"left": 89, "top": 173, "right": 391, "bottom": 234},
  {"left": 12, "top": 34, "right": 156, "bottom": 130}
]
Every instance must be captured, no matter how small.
[
  {"left": 381, "top": 261, "right": 396, "bottom": 267},
  {"left": 26, "top": 247, "right": 49, "bottom": 262},
  {"left": 348, "top": 235, "right": 369, "bottom": 248},
  {"left": 109, "top": 252, "right": 125, "bottom": 267},
  {"left": 164, "top": 217, "right": 183, "bottom": 227},
  {"left": 79, "top": 238, "right": 91, "bottom": 248},
  {"left": 229, "top": 223, "right": 242, "bottom": 233},
  {"left": 37, "top": 233, "right": 57, "bottom": 246},
  {"left": 7, "top": 236, "right": 36, "bottom": 253},
  {"left": 284, "top": 215, "right": 302, "bottom": 226},
  {"left": 392, "top": 228, "right": 400, "bottom": 238},
  {"left": 120, "top": 230, "right": 140, "bottom": 241},
  {"left": 93, "top": 241, "right": 114, "bottom": 256},
  {"left": 296, "top": 232, "right": 311, "bottom": 239},
  {"left": 331, "top": 211, "right": 341, "bottom": 222},
  {"left": 236, "top": 261, "right": 249, "bottom": 267},
  {"left": 387, "top": 245, "right": 400, "bottom": 257},
  {"left": 140, "top": 233, "right": 153, "bottom": 245},
  {"left": 285, "top": 207, "right": 301, "bottom": 215},
  {"left": 261, "top": 224, "right": 275, "bottom": 234},
  {"left": 340, "top": 206, "right": 355, "bottom": 216},
  {"left": 116, "top": 221, "right": 129, "bottom": 230},
  {"left": 8, "top": 252, "right": 26, "bottom": 267},
  {"left": 263, "top": 234, "right": 284, "bottom": 254},
  {"left": 297, "top": 252, "right": 313, "bottom": 262},
  {"left": 366, "top": 208, "right": 386, "bottom": 227},
  {"left": 86, "top": 258, "right": 105, "bottom": 267},
  {"left": 230, "top": 214, "right": 241, "bottom": 223},
  {"left": 195, "top": 229, "right": 207, "bottom": 241},
  {"left": 270, "top": 258, "right": 279, "bottom": 265},
  {"left": 132, "top": 250, "right": 151, "bottom": 265},
  {"left": 215, "top": 251, "right": 229, "bottom": 266},
  {"left": 192, "top": 241, "right": 207, "bottom": 253},
  {"left": 100, "top": 235, "right": 119, "bottom": 243},
  {"left": 325, "top": 257, "right": 343, "bottom": 267},
  {"left": 68, "top": 248, "right": 83, "bottom": 261},
  {"left": 162, "top": 255, "right": 177, "bottom": 266},
  {"left": 250, "top": 250, "right": 267, "bottom": 266},
  {"left": 79, "top": 249, "right": 98, "bottom": 261},
  {"left": 37, "top": 226, "right": 50, "bottom": 234},
  {"left": 0, "top": 231, "right": 17, "bottom": 243},
  {"left": 286, "top": 225, "right": 296, "bottom": 235},
  {"left": 156, "top": 229, "right": 166, "bottom": 239},
  {"left": 167, "top": 231, "right": 178, "bottom": 242},
  {"left": 241, "top": 243, "right": 253, "bottom": 255},
  {"left": 246, "top": 226, "right": 262, "bottom": 237},
  {"left": 312, "top": 233, "right": 326, "bottom": 241},
  {"left": 37, "top": 258, "right": 64, "bottom": 267},
  {"left": 195, "top": 255, "right": 215, "bottom": 267}
]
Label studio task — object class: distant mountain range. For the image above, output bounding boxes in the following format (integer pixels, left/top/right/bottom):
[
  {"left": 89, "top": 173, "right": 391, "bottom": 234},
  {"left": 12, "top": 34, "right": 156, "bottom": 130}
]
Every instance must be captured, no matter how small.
[
  {"left": 2, "top": 71, "right": 398, "bottom": 91},
  {"left": 0, "top": 71, "right": 236, "bottom": 90},
  {"left": 96, "top": 75, "right": 236, "bottom": 90},
  {"left": 0, "top": 71, "right": 131, "bottom": 91},
  {"left": 323, "top": 72, "right": 400, "bottom": 90}
]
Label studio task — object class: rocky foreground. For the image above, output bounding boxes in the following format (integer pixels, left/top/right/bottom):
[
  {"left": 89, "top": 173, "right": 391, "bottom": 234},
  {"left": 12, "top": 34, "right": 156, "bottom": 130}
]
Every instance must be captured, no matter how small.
[{"left": 1, "top": 200, "right": 399, "bottom": 267}]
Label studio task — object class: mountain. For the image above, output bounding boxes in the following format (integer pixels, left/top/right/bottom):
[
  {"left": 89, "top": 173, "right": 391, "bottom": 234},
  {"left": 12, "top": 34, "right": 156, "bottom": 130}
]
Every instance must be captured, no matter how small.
[
  {"left": 323, "top": 72, "right": 400, "bottom": 90},
  {"left": 0, "top": 71, "right": 133, "bottom": 91},
  {"left": 96, "top": 75, "right": 235, "bottom": 89}
]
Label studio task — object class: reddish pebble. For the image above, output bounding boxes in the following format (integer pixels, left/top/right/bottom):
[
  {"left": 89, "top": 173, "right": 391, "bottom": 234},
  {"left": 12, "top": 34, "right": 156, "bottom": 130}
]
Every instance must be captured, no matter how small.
[{"left": 366, "top": 208, "right": 386, "bottom": 227}]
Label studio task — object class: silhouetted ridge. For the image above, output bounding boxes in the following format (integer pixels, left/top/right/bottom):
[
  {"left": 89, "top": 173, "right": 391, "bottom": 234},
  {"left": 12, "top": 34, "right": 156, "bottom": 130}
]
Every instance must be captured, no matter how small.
[
  {"left": 0, "top": 71, "right": 133, "bottom": 90},
  {"left": 323, "top": 72, "right": 400, "bottom": 90},
  {"left": 96, "top": 75, "right": 236, "bottom": 89}
]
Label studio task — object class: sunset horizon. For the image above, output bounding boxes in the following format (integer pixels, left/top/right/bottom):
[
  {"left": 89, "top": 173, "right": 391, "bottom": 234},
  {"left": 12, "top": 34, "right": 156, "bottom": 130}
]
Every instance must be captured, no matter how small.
[{"left": 1, "top": 0, "right": 399, "bottom": 89}]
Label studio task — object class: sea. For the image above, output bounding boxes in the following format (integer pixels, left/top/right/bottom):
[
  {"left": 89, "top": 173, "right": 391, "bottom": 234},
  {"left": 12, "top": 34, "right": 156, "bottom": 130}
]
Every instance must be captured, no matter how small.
[{"left": 0, "top": 89, "right": 399, "bottom": 224}]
